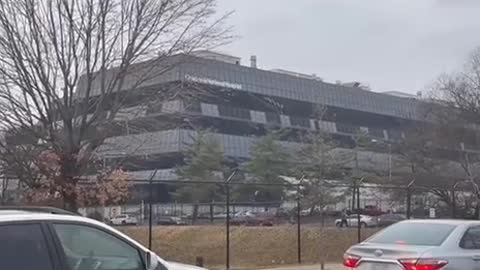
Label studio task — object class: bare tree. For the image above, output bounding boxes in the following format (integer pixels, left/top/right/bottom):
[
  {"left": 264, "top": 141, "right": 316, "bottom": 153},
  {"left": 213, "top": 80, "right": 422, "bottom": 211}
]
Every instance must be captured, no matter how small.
[
  {"left": 406, "top": 46, "right": 480, "bottom": 217},
  {"left": 0, "top": 0, "right": 231, "bottom": 210},
  {"left": 291, "top": 106, "right": 350, "bottom": 215}
]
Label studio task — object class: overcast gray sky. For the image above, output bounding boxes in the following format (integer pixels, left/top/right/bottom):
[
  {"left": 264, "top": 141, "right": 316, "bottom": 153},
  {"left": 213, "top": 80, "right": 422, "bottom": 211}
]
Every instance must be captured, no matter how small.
[{"left": 217, "top": 0, "right": 480, "bottom": 94}]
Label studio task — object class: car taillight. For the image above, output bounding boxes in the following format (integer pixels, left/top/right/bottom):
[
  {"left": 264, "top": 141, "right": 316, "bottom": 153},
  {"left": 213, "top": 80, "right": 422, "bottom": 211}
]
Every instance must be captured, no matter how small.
[
  {"left": 343, "top": 253, "right": 361, "bottom": 268},
  {"left": 399, "top": 258, "right": 448, "bottom": 270}
]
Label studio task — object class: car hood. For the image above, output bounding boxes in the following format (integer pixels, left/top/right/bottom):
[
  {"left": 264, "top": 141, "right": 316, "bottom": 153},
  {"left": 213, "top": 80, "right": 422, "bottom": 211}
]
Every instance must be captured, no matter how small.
[{"left": 167, "top": 261, "right": 207, "bottom": 270}]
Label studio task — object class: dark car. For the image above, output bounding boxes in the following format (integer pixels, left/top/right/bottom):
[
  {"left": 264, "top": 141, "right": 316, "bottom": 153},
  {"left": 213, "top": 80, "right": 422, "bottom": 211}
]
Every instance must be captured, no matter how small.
[
  {"left": 376, "top": 213, "right": 406, "bottom": 227},
  {"left": 157, "top": 216, "right": 187, "bottom": 226}
]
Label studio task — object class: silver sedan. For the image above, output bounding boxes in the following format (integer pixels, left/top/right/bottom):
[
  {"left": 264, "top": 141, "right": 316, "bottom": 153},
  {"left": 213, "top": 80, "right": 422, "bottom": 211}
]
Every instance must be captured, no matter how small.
[{"left": 343, "top": 219, "right": 480, "bottom": 270}]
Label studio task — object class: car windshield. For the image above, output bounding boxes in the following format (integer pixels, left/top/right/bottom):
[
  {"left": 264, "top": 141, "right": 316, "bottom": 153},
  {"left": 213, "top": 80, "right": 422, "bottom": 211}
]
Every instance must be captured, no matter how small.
[{"left": 367, "top": 222, "right": 456, "bottom": 246}]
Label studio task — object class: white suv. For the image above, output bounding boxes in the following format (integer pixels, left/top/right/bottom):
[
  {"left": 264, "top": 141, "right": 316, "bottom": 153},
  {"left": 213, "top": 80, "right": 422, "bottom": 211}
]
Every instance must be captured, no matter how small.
[
  {"left": 335, "top": 214, "right": 377, "bottom": 228},
  {"left": 110, "top": 214, "right": 138, "bottom": 225},
  {"left": 0, "top": 207, "right": 206, "bottom": 270}
]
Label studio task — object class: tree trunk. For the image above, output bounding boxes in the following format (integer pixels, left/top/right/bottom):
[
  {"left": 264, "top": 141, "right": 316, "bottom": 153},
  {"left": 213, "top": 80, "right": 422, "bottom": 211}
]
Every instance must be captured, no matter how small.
[
  {"left": 59, "top": 153, "right": 80, "bottom": 212},
  {"left": 63, "top": 192, "right": 78, "bottom": 213}
]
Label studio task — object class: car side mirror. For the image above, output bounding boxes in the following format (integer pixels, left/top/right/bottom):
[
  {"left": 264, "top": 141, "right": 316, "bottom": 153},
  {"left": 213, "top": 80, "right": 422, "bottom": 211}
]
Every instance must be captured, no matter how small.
[{"left": 145, "top": 251, "right": 160, "bottom": 270}]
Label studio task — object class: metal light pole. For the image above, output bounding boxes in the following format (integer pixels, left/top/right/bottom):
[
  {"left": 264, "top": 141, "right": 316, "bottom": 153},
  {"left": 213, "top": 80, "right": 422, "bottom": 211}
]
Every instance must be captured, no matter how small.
[
  {"left": 406, "top": 179, "right": 415, "bottom": 220},
  {"left": 356, "top": 178, "right": 364, "bottom": 243}
]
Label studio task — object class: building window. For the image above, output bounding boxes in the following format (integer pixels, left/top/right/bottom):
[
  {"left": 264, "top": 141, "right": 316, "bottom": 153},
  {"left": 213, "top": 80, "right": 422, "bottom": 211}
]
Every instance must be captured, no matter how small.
[
  {"left": 290, "top": 116, "right": 310, "bottom": 128},
  {"left": 201, "top": 103, "right": 220, "bottom": 117},
  {"left": 265, "top": 112, "right": 281, "bottom": 125},
  {"left": 369, "top": 128, "right": 385, "bottom": 139},
  {"left": 336, "top": 123, "right": 360, "bottom": 134},
  {"left": 250, "top": 110, "right": 267, "bottom": 123},
  {"left": 184, "top": 101, "right": 202, "bottom": 113},
  {"left": 218, "top": 105, "right": 251, "bottom": 120},
  {"left": 280, "top": 115, "right": 291, "bottom": 127},
  {"left": 387, "top": 129, "right": 403, "bottom": 141}
]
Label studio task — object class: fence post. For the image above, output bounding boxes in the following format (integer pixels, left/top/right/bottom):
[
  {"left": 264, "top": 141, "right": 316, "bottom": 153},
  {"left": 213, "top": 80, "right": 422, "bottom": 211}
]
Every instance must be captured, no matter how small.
[
  {"left": 296, "top": 183, "right": 302, "bottom": 264},
  {"left": 406, "top": 186, "right": 411, "bottom": 220},
  {"left": 226, "top": 183, "right": 230, "bottom": 270},
  {"left": 356, "top": 183, "right": 361, "bottom": 243},
  {"left": 351, "top": 182, "right": 356, "bottom": 212},
  {"left": 209, "top": 201, "right": 214, "bottom": 223},
  {"left": 147, "top": 169, "right": 158, "bottom": 250},
  {"left": 225, "top": 171, "right": 237, "bottom": 270},
  {"left": 451, "top": 187, "right": 456, "bottom": 219}
]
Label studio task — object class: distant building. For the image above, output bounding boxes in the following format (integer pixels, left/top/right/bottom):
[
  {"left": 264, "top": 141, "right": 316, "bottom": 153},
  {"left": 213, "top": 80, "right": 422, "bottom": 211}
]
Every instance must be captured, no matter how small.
[{"left": 86, "top": 52, "right": 431, "bottom": 191}]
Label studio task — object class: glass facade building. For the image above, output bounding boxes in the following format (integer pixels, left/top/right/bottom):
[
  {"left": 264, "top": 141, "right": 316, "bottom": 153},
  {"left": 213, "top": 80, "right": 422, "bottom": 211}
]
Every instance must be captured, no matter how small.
[{"left": 96, "top": 54, "right": 430, "bottom": 179}]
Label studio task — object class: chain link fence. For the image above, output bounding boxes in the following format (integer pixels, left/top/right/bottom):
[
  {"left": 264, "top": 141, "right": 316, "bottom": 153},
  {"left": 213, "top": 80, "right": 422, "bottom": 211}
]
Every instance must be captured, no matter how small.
[{"left": 75, "top": 175, "right": 480, "bottom": 269}]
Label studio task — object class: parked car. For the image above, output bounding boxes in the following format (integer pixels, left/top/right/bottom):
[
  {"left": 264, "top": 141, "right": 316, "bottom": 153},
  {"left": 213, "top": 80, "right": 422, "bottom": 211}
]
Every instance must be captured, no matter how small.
[
  {"left": 234, "top": 210, "right": 255, "bottom": 218},
  {"left": 300, "top": 208, "right": 314, "bottom": 216},
  {"left": 343, "top": 219, "right": 480, "bottom": 269},
  {"left": 110, "top": 214, "right": 138, "bottom": 225},
  {"left": 245, "top": 211, "right": 276, "bottom": 226},
  {"left": 231, "top": 211, "right": 276, "bottom": 226},
  {"left": 157, "top": 216, "right": 187, "bottom": 226},
  {"left": 376, "top": 213, "right": 406, "bottom": 227},
  {"left": 213, "top": 212, "right": 228, "bottom": 219},
  {"left": 335, "top": 214, "right": 376, "bottom": 228},
  {"left": 0, "top": 206, "right": 206, "bottom": 270}
]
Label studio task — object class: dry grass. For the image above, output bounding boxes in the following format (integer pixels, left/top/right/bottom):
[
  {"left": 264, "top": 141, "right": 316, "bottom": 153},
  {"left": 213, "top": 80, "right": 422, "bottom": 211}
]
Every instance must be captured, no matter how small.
[{"left": 119, "top": 226, "right": 378, "bottom": 269}]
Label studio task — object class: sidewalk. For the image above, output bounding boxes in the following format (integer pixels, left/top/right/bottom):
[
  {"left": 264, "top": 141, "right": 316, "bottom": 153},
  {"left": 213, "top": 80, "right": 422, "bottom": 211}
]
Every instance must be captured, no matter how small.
[{"left": 259, "top": 264, "right": 343, "bottom": 270}]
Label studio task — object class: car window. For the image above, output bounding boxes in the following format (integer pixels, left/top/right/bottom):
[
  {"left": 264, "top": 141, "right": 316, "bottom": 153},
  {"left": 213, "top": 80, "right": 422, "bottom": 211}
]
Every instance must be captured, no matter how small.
[
  {"left": 0, "top": 223, "right": 54, "bottom": 270},
  {"left": 460, "top": 226, "right": 480, "bottom": 249},
  {"left": 53, "top": 223, "right": 144, "bottom": 270},
  {"left": 366, "top": 223, "right": 456, "bottom": 246}
]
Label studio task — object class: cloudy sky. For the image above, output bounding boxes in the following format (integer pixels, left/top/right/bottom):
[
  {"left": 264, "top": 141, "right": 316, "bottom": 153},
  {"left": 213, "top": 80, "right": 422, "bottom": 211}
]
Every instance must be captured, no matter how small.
[{"left": 217, "top": 0, "right": 480, "bottom": 94}]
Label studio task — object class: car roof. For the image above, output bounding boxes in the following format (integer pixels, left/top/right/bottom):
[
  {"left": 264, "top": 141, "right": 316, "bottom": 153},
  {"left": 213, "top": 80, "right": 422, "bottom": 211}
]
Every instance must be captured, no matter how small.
[{"left": 0, "top": 212, "right": 84, "bottom": 223}]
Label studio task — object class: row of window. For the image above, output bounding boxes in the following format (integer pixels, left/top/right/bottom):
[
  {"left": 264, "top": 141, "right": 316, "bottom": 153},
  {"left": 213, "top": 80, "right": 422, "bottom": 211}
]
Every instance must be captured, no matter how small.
[
  {"left": 113, "top": 100, "right": 405, "bottom": 142},
  {"left": 180, "top": 58, "right": 420, "bottom": 120},
  {"left": 185, "top": 101, "right": 402, "bottom": 141}
]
